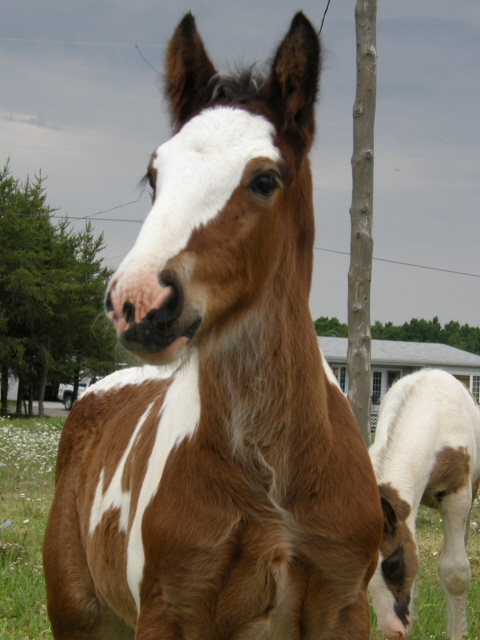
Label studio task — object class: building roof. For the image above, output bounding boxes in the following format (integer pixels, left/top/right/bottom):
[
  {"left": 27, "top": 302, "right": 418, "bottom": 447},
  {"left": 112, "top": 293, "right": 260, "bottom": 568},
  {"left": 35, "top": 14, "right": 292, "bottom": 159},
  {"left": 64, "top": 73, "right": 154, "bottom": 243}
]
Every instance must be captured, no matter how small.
[{"left": 318, "top": 336, "right": 480, "bottom": 369}]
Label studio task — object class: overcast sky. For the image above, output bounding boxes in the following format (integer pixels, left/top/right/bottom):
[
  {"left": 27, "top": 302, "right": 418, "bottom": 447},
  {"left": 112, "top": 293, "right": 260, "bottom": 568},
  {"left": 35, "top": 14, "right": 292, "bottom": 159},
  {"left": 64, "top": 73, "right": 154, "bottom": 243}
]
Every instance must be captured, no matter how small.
[{"left": 1, "top": 1, "right": 479, "bottom": 327}]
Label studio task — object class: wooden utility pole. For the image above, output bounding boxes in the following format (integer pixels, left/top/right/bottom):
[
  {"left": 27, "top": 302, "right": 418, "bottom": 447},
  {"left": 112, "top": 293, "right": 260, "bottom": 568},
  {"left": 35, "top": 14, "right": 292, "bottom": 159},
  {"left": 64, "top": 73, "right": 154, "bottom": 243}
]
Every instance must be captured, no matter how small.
[{"left": 347, "top": 0, "right": 377, "bottom": 445}]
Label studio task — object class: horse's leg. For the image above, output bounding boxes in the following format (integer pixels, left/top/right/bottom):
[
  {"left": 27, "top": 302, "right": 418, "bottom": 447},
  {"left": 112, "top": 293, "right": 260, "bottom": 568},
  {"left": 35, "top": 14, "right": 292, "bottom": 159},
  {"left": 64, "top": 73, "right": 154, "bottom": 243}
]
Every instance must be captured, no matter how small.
[
  {"left": 466, "top": 477, "right": 480, "bottom": 544},
  {"left": 322, "top": 591, "right": 371, "bottom": 640},
  {"left": 437, "top": 485, "right": 472, "bottom": 640},
  {"left": 135, "top": 605, "right": 186, "bottom": 640},
  {"left": 44, "top": 479, "right": 134, "bottom": 640},
  {"left": 300, "top": 581, "right": 370, "bottom": 639}
]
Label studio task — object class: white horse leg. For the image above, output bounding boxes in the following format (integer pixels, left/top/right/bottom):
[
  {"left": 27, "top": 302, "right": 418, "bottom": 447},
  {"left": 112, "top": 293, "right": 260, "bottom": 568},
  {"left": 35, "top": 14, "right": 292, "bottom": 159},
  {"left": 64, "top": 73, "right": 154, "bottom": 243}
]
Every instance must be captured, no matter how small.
[{"left": 437, "top": 485, "right": 472, "bottom": 640}]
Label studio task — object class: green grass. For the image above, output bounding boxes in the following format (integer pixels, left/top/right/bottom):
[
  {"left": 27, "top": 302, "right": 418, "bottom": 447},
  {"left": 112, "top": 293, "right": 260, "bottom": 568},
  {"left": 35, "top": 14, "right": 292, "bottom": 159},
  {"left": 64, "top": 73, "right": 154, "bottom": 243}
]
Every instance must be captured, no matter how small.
[
  {"left": 0, "top": 416, "right": 62, "bottom": 639},
  {"left": 0, "top": 415, "right": 479, "bottom": 639}
]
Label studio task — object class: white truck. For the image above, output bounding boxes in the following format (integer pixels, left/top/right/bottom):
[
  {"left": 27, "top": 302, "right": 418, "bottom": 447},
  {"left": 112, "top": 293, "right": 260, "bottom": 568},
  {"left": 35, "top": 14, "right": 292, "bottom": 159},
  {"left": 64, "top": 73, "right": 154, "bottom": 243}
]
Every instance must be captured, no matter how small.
[{"left": 57, "top": 377, "right": 102, "bottom": 410}]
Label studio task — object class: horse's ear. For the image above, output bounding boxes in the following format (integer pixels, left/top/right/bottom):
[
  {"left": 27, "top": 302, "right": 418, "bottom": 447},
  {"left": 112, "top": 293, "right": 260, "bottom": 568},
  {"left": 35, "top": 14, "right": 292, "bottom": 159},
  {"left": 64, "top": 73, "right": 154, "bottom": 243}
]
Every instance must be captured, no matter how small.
[
  {"left": 381, "top": 496, "right": 398, "bottom": 536},
  {"left": 264, "top": 12, "right": 321, "bottom": 150},
  {"left": 165, "top": 13, "right": 217, "bottom": 128}
]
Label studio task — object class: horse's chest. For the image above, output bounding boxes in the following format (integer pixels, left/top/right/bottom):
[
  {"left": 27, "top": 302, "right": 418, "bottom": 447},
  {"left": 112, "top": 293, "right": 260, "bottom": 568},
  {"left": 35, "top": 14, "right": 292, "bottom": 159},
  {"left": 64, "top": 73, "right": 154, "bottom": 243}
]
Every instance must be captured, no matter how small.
[
  {"left": 139, "top": 491, "right": 296, "bottom": 637},
  {"left": 83, "top": 422, "right": 296, "bottom": 631}
]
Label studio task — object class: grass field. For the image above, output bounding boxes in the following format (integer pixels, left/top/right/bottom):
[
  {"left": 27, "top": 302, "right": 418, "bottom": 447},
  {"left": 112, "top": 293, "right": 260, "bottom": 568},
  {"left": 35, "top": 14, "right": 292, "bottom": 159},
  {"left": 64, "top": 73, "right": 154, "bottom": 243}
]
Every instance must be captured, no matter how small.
[
  {"left": 0, "top": 416, "right": 62, "bottom": 639},
  {"left": 1, "top": 415, "right": 479, "bottom": 639}
]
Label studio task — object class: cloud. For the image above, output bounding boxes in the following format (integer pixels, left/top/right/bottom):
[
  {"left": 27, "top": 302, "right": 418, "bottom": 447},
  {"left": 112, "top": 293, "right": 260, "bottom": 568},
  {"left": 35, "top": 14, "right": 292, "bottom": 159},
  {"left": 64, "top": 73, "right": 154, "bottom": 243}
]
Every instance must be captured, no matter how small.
[{"left": 0, "top": 111, "right": 66, "bottom": 131}]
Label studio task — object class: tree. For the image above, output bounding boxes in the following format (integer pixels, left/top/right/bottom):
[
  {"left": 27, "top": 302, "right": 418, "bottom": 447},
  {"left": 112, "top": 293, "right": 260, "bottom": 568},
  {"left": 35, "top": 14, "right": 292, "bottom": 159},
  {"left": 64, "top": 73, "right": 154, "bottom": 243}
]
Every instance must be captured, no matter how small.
[
  {"left": 371, "top": 317, "right": 480, "bottom": 356},
  {"left": 347, "top": 0, "right": 377, "bottom": 445},
  {"left": 315, "top": 316, "right": 480, "bottom": 357},
  {"left": 0, "top": 162, "right": 24, "bottom": 414},
  {"left": 50, "top": 220, "right": 119, "bottom": 401},
  {"left": 0, "top": 159, "right": 121, "bottom": 417},
  {"left": 313, "top": 316, "right": 348, "bottom": 337},
  {"left": 0, "top": 160, "right": 56, "bottom": 415}
]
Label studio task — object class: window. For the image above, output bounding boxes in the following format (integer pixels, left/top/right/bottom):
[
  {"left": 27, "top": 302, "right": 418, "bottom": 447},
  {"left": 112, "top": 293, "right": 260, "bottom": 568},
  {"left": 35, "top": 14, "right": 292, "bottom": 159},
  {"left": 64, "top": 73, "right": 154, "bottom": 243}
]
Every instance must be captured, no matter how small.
[
  {"left": 372, "top": 371, "right": 382, "bottom": 404},
  {"left": 387, "top": 370, "right": 400, "bottom": 389},
  {"left": 331, "top": 365, "right": 347, "bottom": 393},
  {"left": 472, "top": 376, "right": 480, "bottom": 404}
]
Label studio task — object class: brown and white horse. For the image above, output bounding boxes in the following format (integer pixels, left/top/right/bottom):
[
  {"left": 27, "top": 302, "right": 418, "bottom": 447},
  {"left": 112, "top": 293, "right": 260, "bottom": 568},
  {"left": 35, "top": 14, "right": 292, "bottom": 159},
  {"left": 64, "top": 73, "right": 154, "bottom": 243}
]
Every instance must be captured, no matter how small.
[
  {"left": 369, "top": 369, "right": 480, "bottom": 640},
  {"left": 43, "top": 13, "right": 383, "bottom": 639}
]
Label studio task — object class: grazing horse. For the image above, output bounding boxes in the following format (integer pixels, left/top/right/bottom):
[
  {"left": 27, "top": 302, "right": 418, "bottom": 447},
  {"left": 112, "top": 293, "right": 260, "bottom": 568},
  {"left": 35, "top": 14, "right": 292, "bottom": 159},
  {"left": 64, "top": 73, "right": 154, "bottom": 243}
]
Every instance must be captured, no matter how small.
[
  {"left": 43, "top": 13, "right": 383, "bottom": 640},
  {"left": 369, "top": 369, "right": 480, "bottom": 640}
]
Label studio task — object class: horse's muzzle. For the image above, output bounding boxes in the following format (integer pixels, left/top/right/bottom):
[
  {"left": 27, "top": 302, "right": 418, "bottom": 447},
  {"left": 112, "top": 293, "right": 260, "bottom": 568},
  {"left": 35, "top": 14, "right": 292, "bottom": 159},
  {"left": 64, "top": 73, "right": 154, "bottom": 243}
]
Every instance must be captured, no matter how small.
[{"left": 105, "top": 270, "right": 201, "bottom": 358}]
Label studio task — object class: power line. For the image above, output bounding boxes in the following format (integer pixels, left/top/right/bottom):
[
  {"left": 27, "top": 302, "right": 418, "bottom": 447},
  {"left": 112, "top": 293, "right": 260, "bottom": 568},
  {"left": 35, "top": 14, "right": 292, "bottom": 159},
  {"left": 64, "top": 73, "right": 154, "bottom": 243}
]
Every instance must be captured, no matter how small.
[
  {"left": 325, "top": 88, "right": 479, "bottom": 138},
  {"left": 1, "top": 37, "right": 476, "bottom": 138},
  {"left": 382, "top": 108, "right": 480, "bottom": 139},
  {"left": 314, "top": 246, "right": 480, "bottom": 278},
  {"left": 314, "top": 187, "right": 477, "bottom": 226},
  {"left": 74, "top": 192, "right": 147, "bottom": 220},
  {"left": 135, "top": 45, "right": 160, "bottom": 74},
  {"left": 104, "top": 246, "right": 480, "bottom": 277},
  {"left": 0, "top": 194, "right": 147, "bottom": 224},
  {"left": 2, "top": 37, "right": 166, "bottom": 77},
  {"left": 0, "top": 37, "right": 165, "bottom": 48},
  {"left": 0, "top": 212, "right": 142, "bottom": 223},
  {"left": 0, "top": 144, "right": 147, "bottom": 155},
  {"left": 0, "top": 206, "right": 476, "bottom": 275},
  {"left": 319, "top": 0, "right": 332, "bottom": 35},
  {"left": 54, "top": 215, "right": 142, "bottom": 223},
  {"left": 103, "top": 253, "right": 127, "bottom": 263}
]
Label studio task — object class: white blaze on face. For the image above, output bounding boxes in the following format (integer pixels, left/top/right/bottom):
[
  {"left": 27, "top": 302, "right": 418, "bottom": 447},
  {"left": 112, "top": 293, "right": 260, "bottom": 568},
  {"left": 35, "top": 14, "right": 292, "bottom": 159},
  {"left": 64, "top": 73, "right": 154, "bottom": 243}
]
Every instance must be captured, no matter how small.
[
  {"left": 114, "top": 106, "right": 281, "bottom": 282},
  {"left": 369, "top": 555, "right": 410, "bottom": 640}
]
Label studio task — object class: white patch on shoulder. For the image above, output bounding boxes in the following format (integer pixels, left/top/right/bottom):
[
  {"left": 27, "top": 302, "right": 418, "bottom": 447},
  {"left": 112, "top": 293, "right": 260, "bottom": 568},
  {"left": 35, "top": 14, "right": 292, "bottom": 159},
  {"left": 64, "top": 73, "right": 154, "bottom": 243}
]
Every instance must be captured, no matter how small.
[
  {"left": 116, "top": 106, "right": 280, "bottom": 278},
  {"left": 319, "top": 347, "right": 342, "bottom": 390},
  {"left": 126, "top": 353, "right": 201, "bottom": 610},
  {"left": 89, "top": 401, "right": 156, "bottom": 535},
  {"left": 83, "top": 364, "right": 177, "bottom": 398}
]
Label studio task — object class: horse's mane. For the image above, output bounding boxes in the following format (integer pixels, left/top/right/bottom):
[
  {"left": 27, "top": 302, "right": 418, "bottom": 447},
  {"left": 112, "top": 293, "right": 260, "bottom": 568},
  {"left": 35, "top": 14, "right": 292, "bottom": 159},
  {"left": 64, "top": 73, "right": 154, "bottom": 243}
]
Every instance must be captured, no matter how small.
[
  {"left": 208, "top": 67, "right": 266, "bottom": 106},
  {"left": 370, "top": 373, "right": 421, "bottom": 481}
]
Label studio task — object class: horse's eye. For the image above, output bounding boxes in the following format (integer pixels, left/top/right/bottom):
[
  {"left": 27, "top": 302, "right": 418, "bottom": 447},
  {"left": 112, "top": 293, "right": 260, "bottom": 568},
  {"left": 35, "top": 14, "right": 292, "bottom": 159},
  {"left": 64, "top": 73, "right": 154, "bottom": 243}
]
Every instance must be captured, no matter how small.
[
  {"left": 382, "top": 549, "right": 403, "bottom": 577},
  {"left": 250, "top": 172, "right": 279, "bottom": 198},
  {"left": 147, "top": 171, "right": 156, "bottom": 191},
  {"left": 384, "top": 557, "right": 400, "bottom": 574}
]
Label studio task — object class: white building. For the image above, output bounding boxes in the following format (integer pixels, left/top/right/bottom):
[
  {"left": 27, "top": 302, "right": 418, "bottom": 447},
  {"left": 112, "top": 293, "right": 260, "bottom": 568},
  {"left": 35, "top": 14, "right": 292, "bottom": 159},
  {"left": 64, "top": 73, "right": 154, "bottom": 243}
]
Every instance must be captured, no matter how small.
[{"left": 319, "top": 337, "right": 480, "bottom": 428}]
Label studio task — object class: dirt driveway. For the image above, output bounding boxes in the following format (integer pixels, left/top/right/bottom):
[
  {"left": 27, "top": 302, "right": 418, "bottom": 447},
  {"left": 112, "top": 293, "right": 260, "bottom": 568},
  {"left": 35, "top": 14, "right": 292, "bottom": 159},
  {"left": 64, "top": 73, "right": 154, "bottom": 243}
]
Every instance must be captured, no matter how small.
[{"left": 32, "top": 401, "right": 69, "bottom": 419}]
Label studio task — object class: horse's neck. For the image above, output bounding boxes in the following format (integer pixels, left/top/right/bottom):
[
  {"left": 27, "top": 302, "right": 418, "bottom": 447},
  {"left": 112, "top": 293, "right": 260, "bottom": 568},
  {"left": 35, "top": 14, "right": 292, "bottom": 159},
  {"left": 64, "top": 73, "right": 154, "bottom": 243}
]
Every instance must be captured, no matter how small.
[
  {"left": 197, "top": 305, "right": 331, "bottom": 478},
  {"left": 372, "top": 424, "right": 434, "bottom": 516}
]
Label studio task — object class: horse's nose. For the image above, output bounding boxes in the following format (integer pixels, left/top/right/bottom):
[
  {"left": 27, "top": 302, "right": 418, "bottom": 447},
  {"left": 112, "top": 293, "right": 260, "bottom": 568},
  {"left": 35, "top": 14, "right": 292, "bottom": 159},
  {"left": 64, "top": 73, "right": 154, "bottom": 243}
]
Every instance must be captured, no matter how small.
[
  {"left": 157, "top": 271, "right": 184, "bottom": 325},
  {"left": 123, "top": 301, "right": 135, "bottom": 324},
  {"left": 105, "top": 269, "right": 187, "bottom": 355},
  {"left": 382, "top": 616, "right": 411, "bottom": 640},
  {"left": 119, "top": 286, "right": 185, "bottom": 355},
  {"left": 105, "top": 289, "right": 116, "bottom": 318}
]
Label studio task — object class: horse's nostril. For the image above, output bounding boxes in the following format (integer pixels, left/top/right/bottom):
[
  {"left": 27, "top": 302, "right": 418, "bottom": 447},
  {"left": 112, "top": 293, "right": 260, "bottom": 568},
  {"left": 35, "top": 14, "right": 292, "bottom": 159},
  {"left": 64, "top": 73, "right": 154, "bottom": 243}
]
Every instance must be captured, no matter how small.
[
  {"left": 105, "top": 291, "right": 114, "bottom": 314},
  {"left": 123, "top": 301, "right": 136, "bottom": 324},
  {"left": 158, "top": 271, "right": 184, "bottom": 324}
]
